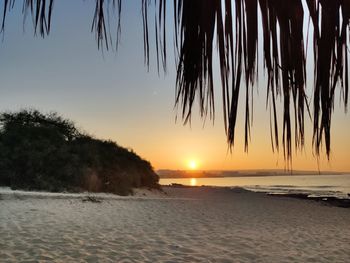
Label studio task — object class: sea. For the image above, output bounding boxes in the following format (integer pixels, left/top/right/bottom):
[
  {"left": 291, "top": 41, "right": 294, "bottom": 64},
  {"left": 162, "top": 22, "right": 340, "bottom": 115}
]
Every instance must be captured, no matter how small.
[{"left": 160, "top": 174, "right": 350, "bottom": 199}]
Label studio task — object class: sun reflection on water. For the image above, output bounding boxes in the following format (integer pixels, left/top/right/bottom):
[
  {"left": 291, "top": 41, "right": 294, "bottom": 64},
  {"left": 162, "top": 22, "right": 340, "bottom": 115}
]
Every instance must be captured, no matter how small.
[{"left": 190, "top": 178, "right": 197, "bottom": 186}]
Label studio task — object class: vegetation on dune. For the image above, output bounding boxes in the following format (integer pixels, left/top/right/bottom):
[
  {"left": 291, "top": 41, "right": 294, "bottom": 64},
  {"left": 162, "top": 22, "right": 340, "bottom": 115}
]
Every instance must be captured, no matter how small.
[{"left": 0, "top": 110, "right": 159, "bottom": 195}]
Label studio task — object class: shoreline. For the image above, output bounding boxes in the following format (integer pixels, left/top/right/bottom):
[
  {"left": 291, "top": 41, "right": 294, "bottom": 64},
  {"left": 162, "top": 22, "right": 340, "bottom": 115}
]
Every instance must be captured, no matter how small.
[
  {"left": 267, "top": 192, "right": 350, "bottom": 208},
  {"left": 165, "top": 184, "right": 350, "bottom": 208},
  {"left": 1, "top": 184, "right": 349, "bottom": 208}
]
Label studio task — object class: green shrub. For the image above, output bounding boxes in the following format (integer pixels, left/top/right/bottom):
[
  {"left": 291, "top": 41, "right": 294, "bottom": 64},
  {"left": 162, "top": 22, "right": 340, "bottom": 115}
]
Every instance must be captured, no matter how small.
[{"left": 0, "top": 110, "right": 159, "bottom": 195}]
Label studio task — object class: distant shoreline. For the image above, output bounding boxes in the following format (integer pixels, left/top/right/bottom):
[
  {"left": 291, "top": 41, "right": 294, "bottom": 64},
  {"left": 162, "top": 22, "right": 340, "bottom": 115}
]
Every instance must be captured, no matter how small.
[{"left": 157, "top": 169, "right": 347, "bottom": 179}]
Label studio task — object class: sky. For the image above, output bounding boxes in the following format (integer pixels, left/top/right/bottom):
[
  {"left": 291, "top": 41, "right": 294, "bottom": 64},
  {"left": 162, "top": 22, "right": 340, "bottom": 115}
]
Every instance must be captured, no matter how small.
[{"left": 0, "top": 1, "right": 349, "bottom": 172}]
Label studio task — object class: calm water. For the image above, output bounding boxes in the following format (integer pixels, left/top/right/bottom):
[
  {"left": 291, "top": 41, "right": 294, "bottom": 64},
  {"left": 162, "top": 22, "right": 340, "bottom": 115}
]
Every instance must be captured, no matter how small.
[{"left": 160, "top": 174, "right": 350, "bottom": 198}]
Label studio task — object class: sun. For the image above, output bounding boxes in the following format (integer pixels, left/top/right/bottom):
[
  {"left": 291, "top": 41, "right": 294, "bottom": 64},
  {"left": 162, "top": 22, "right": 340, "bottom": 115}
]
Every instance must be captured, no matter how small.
[{"left": 188, "top": 160, "right": 198, "bottom": 170}]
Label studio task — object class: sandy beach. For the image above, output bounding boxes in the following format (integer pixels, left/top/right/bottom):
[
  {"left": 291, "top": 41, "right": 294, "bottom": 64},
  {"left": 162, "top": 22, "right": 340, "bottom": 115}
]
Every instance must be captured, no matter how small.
[{"left": 1, "top": 186, "right": 349, "bottom": 262}]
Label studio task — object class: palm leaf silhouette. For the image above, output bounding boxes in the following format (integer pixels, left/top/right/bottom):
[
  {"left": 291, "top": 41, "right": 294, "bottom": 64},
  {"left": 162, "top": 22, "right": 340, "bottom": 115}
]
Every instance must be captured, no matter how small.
[{"left": 1, "top": 0, "right": 349, "bottom": 162}]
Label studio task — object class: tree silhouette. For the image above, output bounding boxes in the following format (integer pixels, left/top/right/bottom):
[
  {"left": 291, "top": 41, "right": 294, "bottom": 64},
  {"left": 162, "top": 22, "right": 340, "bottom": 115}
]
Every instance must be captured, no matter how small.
[
  {"left": 0, "top": 109, "right": 159, "bottom": 194},
  {"left": 1, "top": 0, "right": 349, "bottom": 163}
]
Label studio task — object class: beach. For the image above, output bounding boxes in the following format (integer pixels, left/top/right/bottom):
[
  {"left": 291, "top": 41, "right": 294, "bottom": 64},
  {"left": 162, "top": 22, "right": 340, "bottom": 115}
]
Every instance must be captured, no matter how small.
[{"left": 1, "top": 186, "right": 349, "bottom": 262}]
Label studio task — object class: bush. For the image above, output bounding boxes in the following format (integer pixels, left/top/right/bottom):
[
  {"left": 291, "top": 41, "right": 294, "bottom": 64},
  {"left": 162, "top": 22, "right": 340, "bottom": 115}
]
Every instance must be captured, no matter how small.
[{"left": 0, "top": 110, "right": 159, "bottom": 195}]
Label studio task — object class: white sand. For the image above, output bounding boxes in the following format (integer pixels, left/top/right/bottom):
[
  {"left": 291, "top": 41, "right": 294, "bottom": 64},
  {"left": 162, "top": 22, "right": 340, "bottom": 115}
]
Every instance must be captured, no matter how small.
[{"left": 0, "top": 186, "right": 349, "bottom": 262}]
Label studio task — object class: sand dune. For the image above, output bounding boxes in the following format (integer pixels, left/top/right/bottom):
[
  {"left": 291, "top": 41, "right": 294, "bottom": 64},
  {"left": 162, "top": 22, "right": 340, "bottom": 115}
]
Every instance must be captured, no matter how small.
[{"left": 0, "top": 187, "right": 349, "bottom": 262}]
